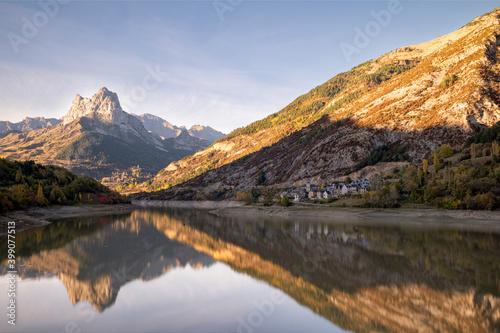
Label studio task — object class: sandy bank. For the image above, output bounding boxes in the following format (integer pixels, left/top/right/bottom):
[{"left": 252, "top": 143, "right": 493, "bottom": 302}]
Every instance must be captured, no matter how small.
[
  {"left": 0, "top": 204, "right": 137, "bottom": 236},
  {"left": 209, "top": 205, "right": 500, "bottom": 232}
]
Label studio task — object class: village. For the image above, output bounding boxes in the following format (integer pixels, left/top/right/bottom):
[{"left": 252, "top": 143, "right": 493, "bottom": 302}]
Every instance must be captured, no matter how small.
[{"left": 280, "top": 178, "right": 382, "bottom": 202}]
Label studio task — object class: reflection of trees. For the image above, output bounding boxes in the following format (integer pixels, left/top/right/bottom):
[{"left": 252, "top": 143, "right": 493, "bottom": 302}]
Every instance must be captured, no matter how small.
[
  {"left": 0, "top": 213, "right": 214, "bottom": 312},
  {"left": 1, "top": 208, "right": 499, "bottom": 331},
  {"left": 147, "top": 208, "right": 500, "bottom": 333}
]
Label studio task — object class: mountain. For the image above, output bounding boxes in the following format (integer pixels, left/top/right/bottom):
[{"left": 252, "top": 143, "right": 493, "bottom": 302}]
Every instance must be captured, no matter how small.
[
  {"left": 132, "top": 113, "right": 180, "bottom": 139},
  {"left": 0, "top": 117, "right": 61, "bottom": 133},
  {"left": 0, "top": 88, "right": 209, "bottom": 182},
  {"left": 187, "top": 124, "right": 226, "bottom": 143},
  {"left": 146, "top": 8, "right": 500, "bottom": 191},
  {"left": 133, "top": 113, "right": 226, "bottom": 143}
]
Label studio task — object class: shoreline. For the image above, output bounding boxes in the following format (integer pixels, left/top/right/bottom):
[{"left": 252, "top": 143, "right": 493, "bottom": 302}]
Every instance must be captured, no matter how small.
[
  {"left": 209, "top": 204, "right": 500, "bottom": 232},
  {"left": 2, "top": 200, "right": 500, "bottom": 235},
  {"left": 0, "top": 204, "right": 137, "bottom": 236}
]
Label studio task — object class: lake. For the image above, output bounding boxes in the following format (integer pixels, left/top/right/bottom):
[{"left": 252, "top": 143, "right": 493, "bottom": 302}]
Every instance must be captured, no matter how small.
[{"left": 0, "top": 208, "right": 499, "bottom": 332}]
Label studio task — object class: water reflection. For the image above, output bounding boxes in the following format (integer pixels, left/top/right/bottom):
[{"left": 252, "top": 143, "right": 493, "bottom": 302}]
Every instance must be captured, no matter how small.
[
  {"left": 1, "top": 208, "right": 500, "bottom": 332},
  {"left": 1, "top": 213, "right": 214, "bottom": 312}
]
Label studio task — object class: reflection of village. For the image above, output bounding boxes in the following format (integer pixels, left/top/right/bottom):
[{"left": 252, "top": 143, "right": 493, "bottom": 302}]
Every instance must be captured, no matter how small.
[
  {"left": 280, "top": 178, "right": 381, "bottom": 202},
  {"left": 100, "top": 165, "right": 152, "bottom": 190}
]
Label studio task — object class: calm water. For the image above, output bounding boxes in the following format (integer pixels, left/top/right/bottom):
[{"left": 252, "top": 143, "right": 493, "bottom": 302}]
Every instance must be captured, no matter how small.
[{"left": 0, "top": 208, "right": 499, "bottom": 333}]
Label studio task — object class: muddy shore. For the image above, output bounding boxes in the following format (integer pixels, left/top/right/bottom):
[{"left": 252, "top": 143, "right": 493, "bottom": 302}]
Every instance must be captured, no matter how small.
[{"left": 209, "top": 204, "right": 500, "bottom": 232}]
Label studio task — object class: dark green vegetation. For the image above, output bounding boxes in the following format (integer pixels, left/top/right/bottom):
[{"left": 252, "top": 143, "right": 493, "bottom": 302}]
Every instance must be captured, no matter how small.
[
  {"left": 465, "top": 122, "right": 500, "bottom": 147},
  {"left": 354, "top": 144, "right": 410, "bottom": 171},
  {"left": 0, "top": 158, "right": 129, "bottom": 213}
]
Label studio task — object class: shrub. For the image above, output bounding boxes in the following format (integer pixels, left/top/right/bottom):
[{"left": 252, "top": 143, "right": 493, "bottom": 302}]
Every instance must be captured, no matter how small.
[
  {"left": 439, "top": 144, "right": 454, "bottom": 158},
  {"left": 281, "top": 197, "right": 291, "bottom": 207},
  {"left": 440, "top": 74, "right": 458, "bottom": 88}
]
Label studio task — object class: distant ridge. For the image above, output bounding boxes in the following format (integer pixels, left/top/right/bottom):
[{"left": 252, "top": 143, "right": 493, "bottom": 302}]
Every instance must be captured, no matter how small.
[
  {"left": 133, "top": 113, "right": 226, "bottom": 144},
  {"left": 0, "top": 117, "right": 61, "bottom": 133}
]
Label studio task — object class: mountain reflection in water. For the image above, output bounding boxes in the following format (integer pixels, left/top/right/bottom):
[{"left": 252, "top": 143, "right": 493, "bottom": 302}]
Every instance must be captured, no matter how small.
[{"left": 1, "top": 208, "right": 499, "bottom": 332}]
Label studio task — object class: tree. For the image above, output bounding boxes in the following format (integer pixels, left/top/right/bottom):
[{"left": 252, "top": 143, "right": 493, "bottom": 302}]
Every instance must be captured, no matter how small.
[
  {"left": 281, "top": 197, "right": 291, "bottom": 207},
  {"left": 439, "top": 144, "right": 453, "bottom": 158},
  {"left": 423, "top": 159, "right": 429, "bottom": 174},
  {"left": 35, "top": 184, "right": 49, "bottom": 206},
  {"left": 433, "top": 154, "right": 440, "bottom": 173},
  {"left": 257, "top": 171, "right": 266, "bottom": 185}
]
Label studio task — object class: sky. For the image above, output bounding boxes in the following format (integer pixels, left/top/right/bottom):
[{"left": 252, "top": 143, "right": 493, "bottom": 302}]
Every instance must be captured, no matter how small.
[{"left": 0, "top": 0, "right": 498, "bottom": 134}]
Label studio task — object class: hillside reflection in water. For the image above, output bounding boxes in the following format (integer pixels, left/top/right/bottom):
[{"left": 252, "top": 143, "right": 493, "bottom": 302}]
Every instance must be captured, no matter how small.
[{"left": 0, "top": 208, "right": 499, "bottom": 332}]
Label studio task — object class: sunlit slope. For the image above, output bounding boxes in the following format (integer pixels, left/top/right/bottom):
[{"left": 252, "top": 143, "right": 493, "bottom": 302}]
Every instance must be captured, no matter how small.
[{"left": 147, "top": 8, "right": 500, "bottom": 190}]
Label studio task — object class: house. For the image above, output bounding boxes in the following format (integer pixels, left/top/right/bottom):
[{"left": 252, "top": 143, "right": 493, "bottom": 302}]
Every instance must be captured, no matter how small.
[
  {"left": 301, "top": 178, "right": 318, "bottom": 194},
  {"left": 291, "top": 189, "right": 307, "bottom": 202}
]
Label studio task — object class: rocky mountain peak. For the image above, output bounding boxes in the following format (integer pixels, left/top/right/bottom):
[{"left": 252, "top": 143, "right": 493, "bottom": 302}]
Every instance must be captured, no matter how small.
[
  {"left": 62, "top": 87, "right": 125, "bottom": 125},
  {"left": 177, "top": 129, "right": 192, "bottom": 139}
]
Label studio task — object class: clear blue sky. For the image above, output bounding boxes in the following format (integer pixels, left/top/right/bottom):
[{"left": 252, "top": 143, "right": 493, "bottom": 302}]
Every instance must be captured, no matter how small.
[{"left": 0, "top": 0, "right": 497, "bottom": 133}]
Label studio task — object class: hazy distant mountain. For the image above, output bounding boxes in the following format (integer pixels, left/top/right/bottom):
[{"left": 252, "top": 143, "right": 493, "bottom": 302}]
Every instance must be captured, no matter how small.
[
  {"left": 187, "top": 124, "right": 226, "bottom": 143},
  {"left": 132, "top": 113, "right": 180, "bottom": 139},
  {"left": 0, "top": 88, "right": 210, "bottom": 180},
  {"left": 0, "top": 117, "right": 61, "bottom": 133},
  {"left": 133, "top": 113, "right": 226, "bottom": 143},
  {"left": 149, "top": 8, "right": 500, "bottom": 190}
]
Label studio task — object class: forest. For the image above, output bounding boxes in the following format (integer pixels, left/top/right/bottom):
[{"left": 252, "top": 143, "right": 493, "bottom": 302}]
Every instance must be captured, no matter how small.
[{"left": 0, "top": 158, "right": 129, "bottom": 213}]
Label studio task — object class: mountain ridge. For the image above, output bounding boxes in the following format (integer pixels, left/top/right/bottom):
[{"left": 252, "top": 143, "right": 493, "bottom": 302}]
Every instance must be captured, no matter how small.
[
  {"left": 133, "top": 113, "right": 226, "bottom": 143},
  {"left": 145, "top": 7, "right": 500, "bottom": 191}
]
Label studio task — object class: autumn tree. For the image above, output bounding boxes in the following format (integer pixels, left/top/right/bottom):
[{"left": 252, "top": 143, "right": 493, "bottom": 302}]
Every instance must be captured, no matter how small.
[
  {"left": 433, "top": 154, "right": 440, "bottom": 173},
  {"left": 423, "top": 159, "right": 429, "bottom": 174},
  {"left": 35, "top": 184, "right": 49, "bottom": 206}
]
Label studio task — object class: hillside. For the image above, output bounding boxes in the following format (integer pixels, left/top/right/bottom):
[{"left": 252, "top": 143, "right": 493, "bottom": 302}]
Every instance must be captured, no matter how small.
[
  {"left": 145, "top": 8, "right": 500, "bottom": 192},
  {"left": 0, "top": 88, "right": 209, "bottom": 184}
]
